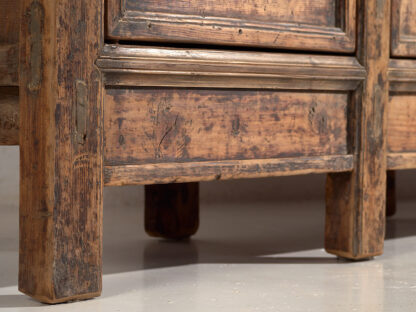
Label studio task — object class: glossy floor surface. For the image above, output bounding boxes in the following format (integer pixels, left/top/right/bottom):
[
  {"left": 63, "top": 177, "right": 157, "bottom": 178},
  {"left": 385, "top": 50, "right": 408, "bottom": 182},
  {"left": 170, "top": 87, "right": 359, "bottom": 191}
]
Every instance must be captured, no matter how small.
[{"left": 1, "top": 148, "right": 416, "bottom": 311}]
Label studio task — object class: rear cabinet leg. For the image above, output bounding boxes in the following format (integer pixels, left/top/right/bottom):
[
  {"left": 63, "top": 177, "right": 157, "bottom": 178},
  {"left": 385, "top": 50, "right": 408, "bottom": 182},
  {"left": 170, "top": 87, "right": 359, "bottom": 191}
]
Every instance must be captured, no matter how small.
[
  {"left": 145, "top": 183, "right": 199, "bottom": 239},
  {"left": 19, "top": 0, "right": 103, "bottom": 303},
  {"left": 386, "top": 171, "right": 397, "bottom": 217},
  {"left": 325, "top": 0, "right": 390, "bottom": 260}
]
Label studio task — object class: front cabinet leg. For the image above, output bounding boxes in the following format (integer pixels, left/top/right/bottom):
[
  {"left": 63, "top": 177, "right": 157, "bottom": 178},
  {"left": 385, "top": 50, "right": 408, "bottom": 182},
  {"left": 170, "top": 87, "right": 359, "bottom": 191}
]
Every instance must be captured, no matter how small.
[
  {"left": 145, "top": 183, "right": 199, "bottom": 239},
  {"left": 19, "top": 0, "right": 103, "bottom": 303},
  {"left": 325, "top": 0, "right": 389, "bottom": 260}
]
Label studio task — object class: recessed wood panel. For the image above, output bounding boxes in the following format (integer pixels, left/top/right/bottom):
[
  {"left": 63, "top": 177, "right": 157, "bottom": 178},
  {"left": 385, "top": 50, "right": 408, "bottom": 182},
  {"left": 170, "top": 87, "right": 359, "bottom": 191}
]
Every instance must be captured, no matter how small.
[
  {"left": 391, "top": 0, "right": 416, "bottom": 57},
  {"left": 104, "top": 88, "right": 348, "bottom": 166},
  {"left": 107, "top": 0, "right": 356, "bottom": 52},
  {"left": 388, "top": 94, "right": 416, "bottom": 153}
]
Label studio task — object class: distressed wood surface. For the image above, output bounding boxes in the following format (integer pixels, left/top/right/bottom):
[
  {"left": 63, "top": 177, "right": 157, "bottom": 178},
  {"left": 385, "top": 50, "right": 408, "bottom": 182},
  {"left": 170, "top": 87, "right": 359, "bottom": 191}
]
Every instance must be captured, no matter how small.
[
  {"left": 388, "top": 94, "right": 416, "bottom": 153},
  {"left": 389, "top": 59, "right": 416, "bottom": 92},
  {"left": 386, "top": 171, "right": 396, "bottom": 217},
  {"left": 98, "top": 45, "right": 365, "bottom": 91},
  {"left": 106, "top": 0, "right": 356, "bottom": 52},
  {"left": 0, "top": 44, "right": 18, "bottom": 86},
  {"left": 387, "top": 153, "right": 416, "bottom": 170},
  {"left": 145, "top": 183, "right": 199, "bottom": 239},
  {"left": 391, "top": 0, "right": 416, "bottom": 56},
  {"left": 325, "top": 0, "right": 390, "bottom": 260},
  {"left": 104, "top": 155, "right": 353, "bottom": 186},
  {"left": 0, "top": 0, "right": 21, "bottom": 44},
  {"left": 104, "top": 89, "right": 348, "bottom": 166},
  {"left": 19, "top": 0, "right": 104, "bottom": 304},
  {"left": 0, "top": 87, "right": 19, "bottom": 145}
]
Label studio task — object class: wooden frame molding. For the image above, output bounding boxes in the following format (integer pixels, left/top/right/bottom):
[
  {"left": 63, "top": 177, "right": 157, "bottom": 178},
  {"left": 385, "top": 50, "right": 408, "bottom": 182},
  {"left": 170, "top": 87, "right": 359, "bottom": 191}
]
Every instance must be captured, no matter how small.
[
  {"left": 106, "top": 0, "right": 356, "bottom": 52},
  {"left": 97, "top": 44, "right": 365, "bottom": 90}
]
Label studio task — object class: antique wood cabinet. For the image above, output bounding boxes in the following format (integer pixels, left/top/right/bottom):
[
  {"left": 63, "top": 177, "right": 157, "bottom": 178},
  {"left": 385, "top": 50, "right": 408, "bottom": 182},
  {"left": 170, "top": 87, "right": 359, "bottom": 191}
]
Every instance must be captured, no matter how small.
[{"left": 0, "top": 0, "right": 405, "bottom": 305}]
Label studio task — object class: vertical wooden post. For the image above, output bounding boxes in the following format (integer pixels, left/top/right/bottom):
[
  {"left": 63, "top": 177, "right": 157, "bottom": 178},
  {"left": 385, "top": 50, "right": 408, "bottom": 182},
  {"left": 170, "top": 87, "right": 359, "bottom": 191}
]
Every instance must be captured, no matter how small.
[
  {"left": 386, "top": 171, "right": 397, "bottom": 217},
  {"left": 145, "top": 183, "right": 199, "bottom": 240},
  {"left": 325, "top": 0, "right": 390, "bottom": 259},
  {"left": 19, "top": 0, "right": 104, "bottom": 303}
]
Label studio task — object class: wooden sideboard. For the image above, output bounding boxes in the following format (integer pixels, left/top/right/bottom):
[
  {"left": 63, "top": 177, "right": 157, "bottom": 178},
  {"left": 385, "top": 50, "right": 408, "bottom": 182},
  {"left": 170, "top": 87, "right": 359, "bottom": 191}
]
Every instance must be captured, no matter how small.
[{"left": 0, "top": 0, "right": 413, "bottom": 304}]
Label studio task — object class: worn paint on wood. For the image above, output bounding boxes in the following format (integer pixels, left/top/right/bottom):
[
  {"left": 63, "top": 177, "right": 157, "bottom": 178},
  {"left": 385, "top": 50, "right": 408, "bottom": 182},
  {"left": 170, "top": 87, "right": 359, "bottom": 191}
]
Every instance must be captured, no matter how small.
[{"left": 104, "top": 89, "right": 348, "bottom": 166}]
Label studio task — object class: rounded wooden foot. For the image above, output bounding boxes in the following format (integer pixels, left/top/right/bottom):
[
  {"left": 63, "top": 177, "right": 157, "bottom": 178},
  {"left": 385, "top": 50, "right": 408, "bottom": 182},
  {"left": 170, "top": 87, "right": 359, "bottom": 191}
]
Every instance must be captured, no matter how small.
[{"left": 145, "top": 182, "right": 199, "bottom": 240}]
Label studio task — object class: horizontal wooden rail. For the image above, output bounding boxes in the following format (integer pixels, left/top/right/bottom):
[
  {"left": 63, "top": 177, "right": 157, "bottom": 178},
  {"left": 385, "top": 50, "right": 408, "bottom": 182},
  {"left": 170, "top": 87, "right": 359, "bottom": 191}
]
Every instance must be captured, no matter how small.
[
  {"left": 97, "top": 45, "right": 366, "bottom": 91},
  {"left": 104, "top": 155, "right": 354, "bottom": 186},
  {"left": 387, "top": 153, "right": 416, "bottom": 170}
]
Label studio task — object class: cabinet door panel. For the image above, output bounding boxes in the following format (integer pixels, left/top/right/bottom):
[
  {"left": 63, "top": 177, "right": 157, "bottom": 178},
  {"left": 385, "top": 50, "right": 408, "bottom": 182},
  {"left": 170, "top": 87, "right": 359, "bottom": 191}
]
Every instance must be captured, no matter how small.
[
  {"left": 104, "top": 88, "right": 349, "bottom": 165},
  {"left": 107, "top": 0, "right": 356, "bottom": 53},
  {"left": 391, "top": 0, "right": 416, "bottom": 57}
]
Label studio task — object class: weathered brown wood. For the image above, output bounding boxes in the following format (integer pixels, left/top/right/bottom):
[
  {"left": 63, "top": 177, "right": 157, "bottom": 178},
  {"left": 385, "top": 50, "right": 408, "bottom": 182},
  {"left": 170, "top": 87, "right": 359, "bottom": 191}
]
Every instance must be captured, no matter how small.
[
  {"left": 0, "top": 87, "right": 19, "bottom": 145},
  {"left": 389, "top": 59, "right": 416, "bottom": 92},
  {"left": 104, "top": 89, "right": 349, "bottom": 166},
  {"left": 387, "top": 94, "right": 416, "bottom": 153},
  {"left": 104, "top": 155, "right": 354, "bottom": 186},
  {"left": 391, "top": 0, "right": 416, "bottom": 57},
  {"left": 387, "top": 153, "right": 416, "bottom": 170},
  {"left": 325, "top": 0, "right": 390, "bottom": 259},
  {"left": 386, "top": 171, "right": 396, "bottom": 217},
  {"left": 0, "top": 0, "right": 21, "bottom": 44},
  {"left": 0, "top": 44, "right": 18, "bottom": 86},
  {"left": 145, "top": 183, "right": 199, "bottom": 239},
  {"left": 19, "top": 0, "right": 104, "bottom": 304},
  {"left": 98, "top": 45, "right": 365, "bottom": 91},
  {"left": 106, "top": 0, "right": 356, "bottom": 53}
]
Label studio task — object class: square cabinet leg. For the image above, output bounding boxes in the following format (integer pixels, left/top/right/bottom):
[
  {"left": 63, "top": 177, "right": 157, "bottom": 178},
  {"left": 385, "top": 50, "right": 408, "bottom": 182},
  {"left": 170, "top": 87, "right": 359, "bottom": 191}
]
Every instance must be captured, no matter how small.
[
  {"left": 19, "top": 0, "right": 103, "bottom": 303},
  {"left": 145, "top": 183, "right": 199, "bottom": 240},
  {"left": 324, "top": 0, "right": 390, "bottom": 260}
]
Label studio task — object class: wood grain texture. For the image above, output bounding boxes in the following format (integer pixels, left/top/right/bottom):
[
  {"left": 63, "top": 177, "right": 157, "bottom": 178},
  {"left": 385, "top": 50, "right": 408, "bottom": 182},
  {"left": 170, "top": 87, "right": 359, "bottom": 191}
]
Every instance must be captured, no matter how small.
[
  {"left": 0, "top": 44, "right": 19, "bottom": 86},
  {"left": 145, "top": 183, "right": 199, "bottom": 239},
  {"left": 98, "top": 45, "right": 365, "bottom": 91},
  {"left": 391, "top": 0, "right": 416, "bottom": 56},
  {"left": 389, "top": 59, "right": 416, "bottom": 92},
  {"left": 387, "top": 153, "right": 416, "bottom": 170},
  {"left": 386, "top": 171, "right": 396, "bottom": 217},
  {"left": 19, "top": 0, "right": 104, "bottom": 303},
  {"left": 104, "top": 89, "right": 348, "bottom": 166},
  {"left": 106, "top": 0, "right": 356, "bottom": 53},
  {"left": 325, "top": 0, "right": 390, "bottom": 260},
  {"left": 0, "top": 0, "right": 21, "bottom": 44},
  {"left": 0, "top": 87, "right": 19, "bottom": 145},
  {"left": 104, "top": 155, "right": 354, "bottom": 186},
  {"left": 387, "top": 94, "right": 416, "bottom": 153}
]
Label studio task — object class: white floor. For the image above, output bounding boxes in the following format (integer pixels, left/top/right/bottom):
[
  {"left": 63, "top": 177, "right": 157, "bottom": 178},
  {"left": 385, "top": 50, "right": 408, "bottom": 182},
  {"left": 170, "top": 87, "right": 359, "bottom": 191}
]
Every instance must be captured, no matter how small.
[
  {"left": 1, "top": 193, "right": 416, "bottom": 311},
  {"left": 1, "top": 148, "right": 416, "bottom": 311}
]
